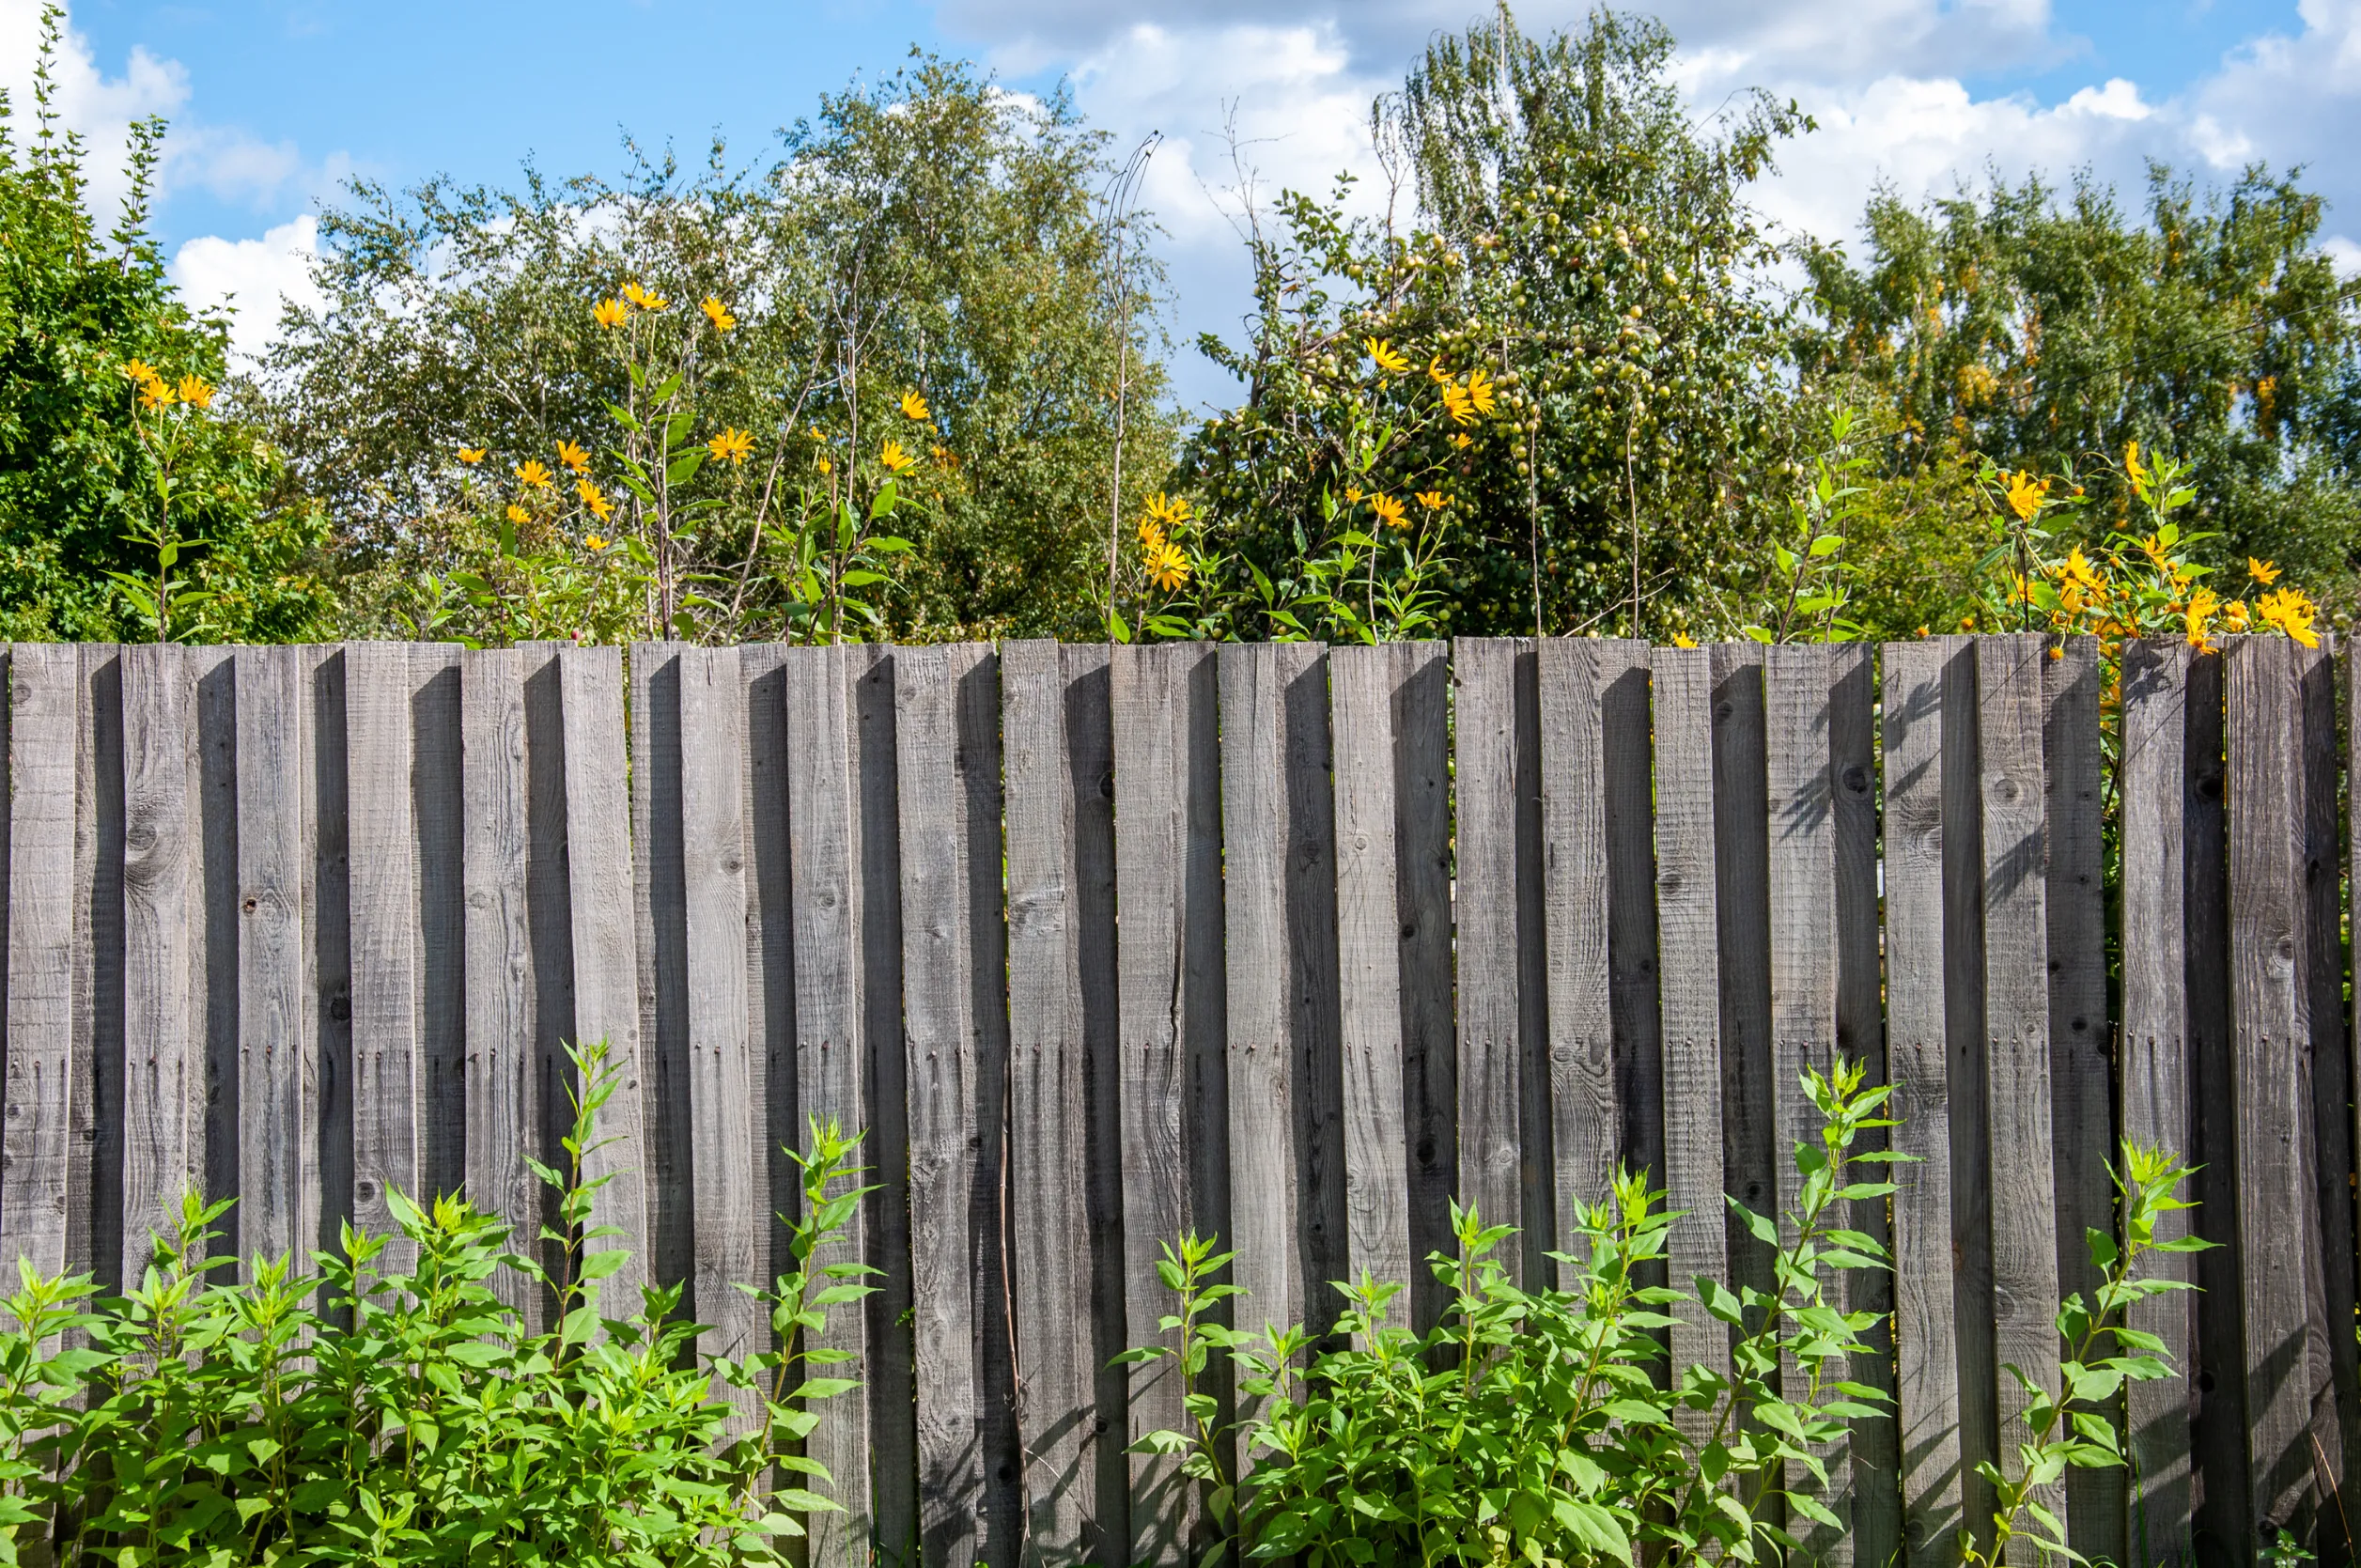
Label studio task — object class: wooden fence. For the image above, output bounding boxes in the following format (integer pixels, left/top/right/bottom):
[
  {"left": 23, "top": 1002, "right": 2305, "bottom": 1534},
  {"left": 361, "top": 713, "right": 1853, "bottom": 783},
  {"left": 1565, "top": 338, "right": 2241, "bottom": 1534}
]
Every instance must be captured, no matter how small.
[{"left": 3, "top": 634, "right": 2354, "bottom": 1568}]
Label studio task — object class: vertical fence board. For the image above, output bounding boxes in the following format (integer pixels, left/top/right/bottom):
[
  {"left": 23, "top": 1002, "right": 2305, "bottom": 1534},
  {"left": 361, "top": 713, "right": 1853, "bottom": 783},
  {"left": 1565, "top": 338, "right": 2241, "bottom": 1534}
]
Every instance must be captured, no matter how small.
[
  {"left": 1651, "top": 646, "right": 1728, "bottom": 1432},
  {"left": 1003, "top": 639, "right": 1112, "bottom": 1564},
  {"left": 2120, "top": 640, "right": 2195, "bottom": 1565},
  {"left": 6, "top": 645, "right": 78, "bottom": 1278},
  {"left": 307, "top": 648, "right": 352, "bottom": 1267},
  {"left": 82, "top": 648, "right": 123, "bottom": 1291},
  {"left": 555, "top": 645, "right": 648, "bottom": 1311},
  {"left": 738, "top": 645, "right": 797, "bottom": 1323},
  {"left": 1884, "top": 640, "right": 1966, "bottom": 1567},
  {"left": 346, "top": 644, "right": 418, "bottom": 1265},
  {"left": 1604, "top": 647, "right": 1662, "bottom": 1204},
  {"left": 678, "top": 647, "right": 763, "bottom": 1408},
  {"left": 412, "top": 647, "right": 466, "bottom": 1207},
  {"left": 234, "top": 644, "right": 312, "bottom": 1271},
  {"left": 630, "top": 644, "right": 695, "bottom": 1313},
  {"left": 1456, "top": 637, "right": 1546, "bottom": 1274},
  {"left": 1328, "top": 645, "right": 1412, "bottom": 1296},
  {"left": 782, "top": 644, "right": 874, "bottom": 1565},
  {"left": 1536, "top": 640, "right": 1617, "bottom": 1239},
  {"left": 1711, "top": 644, "right": 1776, "bottom": 1299},
  {"left": 897, "top": 644, "right": 1017, "bottom": 1568},
  {"left": 1219, "top": 642, "right": 1343, "bottom": 1342},
  {"left": 192, "top": 651, "right": 239, "bottom": 1254},
  {"left": 1765, "top": 643, "right": 1849, "bottom": 1560},
  {"left": 464, "top": 648, "right": 540, "bottom": 1314},
  {"left": 2304, "top": 641, "right": 2358, "bottom": 1552},
  {"left": 1390, "top": 644, "right": 1456, "bottom": 1337},
  {"left": 120, "top": 644, "right": 195, "bottom": 1281},
  {"left": 1111, "top": 643, "right": 1226, "bottom": 1567},
  {"left": 2228, "top": 635, "right": 2326, "bottom": 1543}
]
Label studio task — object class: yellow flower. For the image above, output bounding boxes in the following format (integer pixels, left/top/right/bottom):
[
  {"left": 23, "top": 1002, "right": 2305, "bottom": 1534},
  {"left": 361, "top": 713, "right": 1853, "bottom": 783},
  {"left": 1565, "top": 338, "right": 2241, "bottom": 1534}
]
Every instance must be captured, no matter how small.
[
  {"left": 2248, "top": 556, "right": 2282, "bottom": 585},
  {"left": 1451, "top": 432, "right": 1473, "bottom": 450},
  {"left": 816, "top": 457, "right": 833, "bottom": 475},
  {"left": 2002, "top": 471, "right": 2048, "bottom": 521},
  {"left": 701, "top": 295, "right": 736, "bottom": 333},
  {"left": 556, "top": 440, "right": 590, "bottom": 474},
  {"left": 1427, "top": 356, "right": 1452, "bottom": 385},
  {"left": 2257, "top": 585, "right": 2320, "bottom": 648},
  {"left": 900, "top": 390, "right": 930, "bottom": 421},
  {"left": 593, "top": 298, "right": 629, "bottom": 329},
  {"left": 1344, "top": 485, "right": 1364, "bottom": 505},
  {"left": 139, "top": 379, "right": 174, "bottom": 410},
  {"left": 516, "top": 460, "right": 553, "bottom": 489},
  {"left": 2183, "top": 586, "right": 2220, "bottom": 651},
  {"left": 505, "top": 504, "right": 532, "bottom": 525},
  {"left": 1143, "top": 538, "right": 1191, "bottom": 591},
  {"left": 1463, "top": 368, "right": 1497, "bottom": 416},
  {"left": 175, "top": 375, "right": 214, "bottom": 409},
  {"left": 1416, "top": 489, "right": 1447, "bottom": 510},
  {"left": 878, "top": 439, "right": 917, "bottom": 474},
  {"left": 2058, "top": 547, "right": 2104, "bottom": 595},
  {"left": 577, "top": 479, "right": 614, "bottom": 520},
  {"left": 1364, "top": 337, "right": 1410, "bottom": 375},
  {"left": 458, "top": 446, "right": 487, "bottom": 464},
  {"left": 707, "top": 427, "right": 753, "bottom": 465},
  {"left": 1442, "top": 385, "right": 1475, "bottom": 426},
  {"left": 1145, "top": 491, "right": 1192, "bottom": 526},
  {"left": 120, "top": 358, "right": 158, "bottom": 386},
  {"left": 1139, "top": 519, "right": 1167, "bottom": 549},
  {"left": 2123, "top": 440, "right": 2147, "bottom": 487},
  {"left": 585, "top": 534, "right": 610, "bottom": 551},
  {"left": 2223, "top": 598, "right": 2251, "bottom": 632},
  {"left": 621, "top": 281, "right": 669, "bottom": 312},
  {"left": 1672, "top": 632, "right": 1698, "bottom": 649},
  {"left": 1371, "top": 493, "right": 1407, "bottom": 530}
]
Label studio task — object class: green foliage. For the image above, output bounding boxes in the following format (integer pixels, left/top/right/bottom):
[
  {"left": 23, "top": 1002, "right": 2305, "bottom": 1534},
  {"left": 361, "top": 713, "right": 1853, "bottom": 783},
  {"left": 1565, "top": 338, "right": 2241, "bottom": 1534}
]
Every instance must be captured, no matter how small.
[
  {"left": 1743, "top": 405, "right": 1872, "bottom": 643},
  {"left": 1177, "top": 8, "right": 1809, "bottom": 641},
  {"left": 1801, "top": 164, "right": 2361, "bottom": 606},
  {"left": 1126, "top": 1059, "right": 1911, "bottom": 1566},
  {"left": 0, "top": 1039, "right": 872, "bottom": 1566},
  {"left": 1962, "top": 1146, "right": 2210, "bottom": 1568},
  {"left": 0, "top": 6, "right": 329, "bottom": 644},
  {"left": 261, "top": 57, "right": 1170, "bottom": 645}
]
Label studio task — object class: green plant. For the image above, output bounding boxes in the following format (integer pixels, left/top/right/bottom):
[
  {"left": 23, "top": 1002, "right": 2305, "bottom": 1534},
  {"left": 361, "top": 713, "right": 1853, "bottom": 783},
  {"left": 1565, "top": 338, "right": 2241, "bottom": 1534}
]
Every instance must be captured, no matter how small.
[
  {"left": 1743, "top": 404, "right": 1872, "bottom": 644},
  {"left": 1126, "top": 1059, "right": 1905, "bottom": 1566},
  {"left": 1961, "top": 1145, "right": 2209, "bottom": 1568},
  {"left": 0, "top": 1039, "right": 872, "bottom": 1566}
]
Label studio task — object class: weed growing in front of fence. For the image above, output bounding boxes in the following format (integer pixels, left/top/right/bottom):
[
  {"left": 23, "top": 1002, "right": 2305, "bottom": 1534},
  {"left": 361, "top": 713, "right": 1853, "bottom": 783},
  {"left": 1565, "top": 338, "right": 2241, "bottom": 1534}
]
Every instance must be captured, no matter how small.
[
  {"left": 1126, "top": 1059, "right": 1904, "bottom": 1565},
  {"left": 1963, "top": 1145, "right": 2208, "bottom": 1568},
  {"left": 1130, "top": 1063, "right": 2204, "bottom": 1568},
  {"left": 0, "top": 1039, "right": 876, "bottom": 1567}
]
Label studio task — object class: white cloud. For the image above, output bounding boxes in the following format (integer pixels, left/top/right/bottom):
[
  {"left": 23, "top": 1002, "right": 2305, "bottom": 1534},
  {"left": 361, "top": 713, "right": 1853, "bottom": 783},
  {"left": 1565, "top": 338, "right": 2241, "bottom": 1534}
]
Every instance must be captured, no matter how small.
[
  {"left": 1, "top": 0, "right": 188, "bottom": 223},
  {"left": 169, "top": 215, "right": 326, "bottom": 366}
]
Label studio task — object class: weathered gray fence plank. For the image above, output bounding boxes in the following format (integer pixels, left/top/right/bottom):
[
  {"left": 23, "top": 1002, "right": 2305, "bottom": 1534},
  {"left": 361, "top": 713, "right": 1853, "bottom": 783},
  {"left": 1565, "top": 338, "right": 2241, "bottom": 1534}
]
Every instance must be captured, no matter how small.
[
  {"left": 6, "top": 644, "right": 78, "bottom": 1280},
  {"left": 781, "top": 644, "right": 875, "bottom": 1566},
  {"left": 306, "top": 646, "right": 352, "bottom": 1273},
  {"left": 1883, "top": 639, "right": 1965, "bottom": 1567},
  {"left": 82, "top": 648, "right": 123, "bottom": 1292},
  {"left": 1456, "top": 637, "right": 1546, "bottom": 1275},
  {"left": 1111, "top": 642, "right": 1226, "bottom": 1568},
  {"left": 1390, "top": 643, "right": 1456, "bottom": 1337},
  {"left": 1328, "top": 645, "right": 1412, "bottom": 1299},
  {"left": 345, "top": 644, "right": 418, "bottom": 1266},
  {"left": 630, "top": 644, "right": 696, "bottom": 1320},
  {"left": 738, "top": 644, "right": 796, "bottom": 1312},
  {"left": 235, "top": 644, "right": 313, "bottom": 1272},
  {"left": 1650, "top": 645, "right": 1728, "bottom": 1435},
  {"left": 2304, "top": 639, "right": 2358, "bottom": 1540},
  {"left": 119, "top": 644, "right": 195, "bottom": 1283},
  {"left": 1535, "top": 639, "right": 1618, "bottom": 1239},
  {"left": 897, "top": 643, "right": 1017, "bottom": 1568},
  {"left": 1711, "top": 643, "right": 1776, "bottom": 1299},
  {"left": 464, "top": 648, "right": 540, "bottom": 1315},
  {"left": 1979, "top": 634, "right": 2063, "bottom": 1563},
  {"left": 412, "top": 646, "right": 466, "bottom": 1209}
]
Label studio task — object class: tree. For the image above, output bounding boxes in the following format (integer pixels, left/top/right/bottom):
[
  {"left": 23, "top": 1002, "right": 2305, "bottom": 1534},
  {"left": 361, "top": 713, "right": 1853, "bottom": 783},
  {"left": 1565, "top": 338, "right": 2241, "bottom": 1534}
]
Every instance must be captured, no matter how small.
[
  {"left": 256, "top": 54, "right": 1173, "bottom": 645},
  {"left": 1800, "top": 164, "right": 2361, "bottom": 601},
  {"left": 1173, "top": 6, "right": 1810, "bottom": 640},
  {"left": 0, "top": 6, "right": 328, "bottom": 644}
]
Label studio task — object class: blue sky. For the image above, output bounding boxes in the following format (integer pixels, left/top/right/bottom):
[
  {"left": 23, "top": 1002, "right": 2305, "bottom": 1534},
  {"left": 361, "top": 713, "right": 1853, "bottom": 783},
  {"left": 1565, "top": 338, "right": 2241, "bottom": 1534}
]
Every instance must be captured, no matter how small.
[{"left": 10, "top": 0, "right": 2355, "bottom": 409}]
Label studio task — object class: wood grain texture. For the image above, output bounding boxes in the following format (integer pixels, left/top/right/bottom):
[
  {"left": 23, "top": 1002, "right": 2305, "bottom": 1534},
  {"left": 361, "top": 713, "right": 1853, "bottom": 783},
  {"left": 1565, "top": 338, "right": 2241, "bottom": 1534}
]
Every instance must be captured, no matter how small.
[
  {"left": 192, "top": 650, "right": 240, "bottom": 1258},
  {"left": 1535, "top": 639, "right": 1618, "bottom": 1244},
  {"left": 119, "top": 644, "right": 197, "bottom": 1284},
  {"left": 2118, "top": 640, "right": 2195, "bottom": 1566},
  {"left": 1455, "top": 637, "right": 1546, "bottom": 1275},
  {"left": 1764, "top": 643, "right": 1849, "bottom": 1563},
  {"left": 737, "top": 644, "right": 796, "bottom": 1314},
  {"left": 781, "top": 644, "right": 875, "bottom": 1566},
  {"left": 1002, "top": 639, "right": 1113, "bottom": 1565},
  {"left": 1978, "top": 634, "right": 2063, "bottom": 1562},
  {"left": 896, "top": 643, "right": 1017, "bottom": 1568},
  {"left": 1111, "top": 643, "right": 1227, "bottom": 1568},
  {"left": 1601, "top": 646, "right": 1661, "bottom": 1214},
  {"left": 1219, "top": 642, "right": 1344, "bottom": 1344},
  {"left": 411, "top": 646, "right": 467, "bottom": 1208},
  {"left": 345, "top": 644, "right": 419, "bottom": 1265},
  {"left": 6, "top": 644, "right": 81, "bottom": 1278},
  {"left": 1649, "top": 646, "right": 1730, "bottom": 1432},
  {"left": 1711, "top": 643, "right": 1777, "bottom": 1302},
  {"left": 2303, "top": 640, "right": 2358, "bottom": 1551},
  {"left": 235, "top": 644, "right": 313, "bottom": 1272},
  {"left": 1882, "top": 640, "right": 1966, "bottom": 1568},
  {"left": 82, "top": 647, "right": 124, "bottom": 1293},
  {"left": 1390, "top": 644, "right": 1456, "bottom": 1337},
  {"left": 630, "top": 644, "right": 696, "bottom": 1313},
  {"left": 1327, "top": 645, "right": 1412, "bottom": 1298},
  {"left": 554, "top": 645, "right": 648, "bottom": 1315},
  {"left": 676, "top": 647, "right": 763, "bottom": 1416}
]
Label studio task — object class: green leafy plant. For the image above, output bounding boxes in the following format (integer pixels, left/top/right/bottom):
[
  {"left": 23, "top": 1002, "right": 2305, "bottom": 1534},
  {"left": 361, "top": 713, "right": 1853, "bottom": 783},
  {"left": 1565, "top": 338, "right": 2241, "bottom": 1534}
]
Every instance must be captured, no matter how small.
[
  {"left": 1126, "top": 1059, "right": 1906, "bottom": 1566},
  {"left": 0, "top": 1039, "right": 873, "bottom": 1567},
  {"left": 1744, "top": 404, "right": 1871, "bottom": 644},
  {"left": 1961, "top": 1146, "right": 2210, "bottom": 1568}
]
